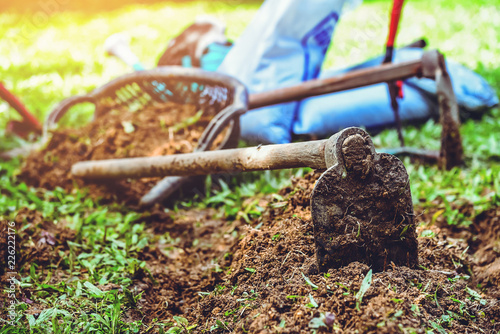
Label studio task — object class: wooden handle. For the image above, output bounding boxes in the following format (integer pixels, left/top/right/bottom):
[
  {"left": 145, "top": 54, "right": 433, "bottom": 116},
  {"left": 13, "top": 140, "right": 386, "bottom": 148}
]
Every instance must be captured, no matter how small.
[
  {"left": 0, "top": 82, "right": 42, "bottom": 133},
  {"left": 248, "top": 59, "right": 422, "bottom": 109},
  {"left": 72, "top": 139, "right": 329, "bottom": 180}
]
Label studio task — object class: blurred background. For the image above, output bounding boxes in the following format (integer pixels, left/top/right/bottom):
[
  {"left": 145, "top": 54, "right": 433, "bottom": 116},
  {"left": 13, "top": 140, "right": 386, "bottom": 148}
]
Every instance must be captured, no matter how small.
[{"left": 0, "top": 0, "right": 498, "bottom": 140}]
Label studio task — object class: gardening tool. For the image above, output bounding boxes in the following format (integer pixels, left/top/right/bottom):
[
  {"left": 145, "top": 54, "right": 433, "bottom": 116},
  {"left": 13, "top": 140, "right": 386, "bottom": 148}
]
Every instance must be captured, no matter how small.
[
  {"left": 49, "top": 50, "right": 461, "bottom": 205},
  {"left": 104, "top": 33, "right": 146, "bottom": 71},
  {"left": 0, "top": 82, "right": 42, "bottom": 137},
  {"left": 311, "top": 127, "right": 418, "bottom": 272},
  {"left": 383, "top": 0, "right": 406, "bottom": 147},
  {"left": 72, "top": 127, "right": 418, "bottom": 272},
  {"left": 72, "top": 129, "right": 344, "bottom": 179}
]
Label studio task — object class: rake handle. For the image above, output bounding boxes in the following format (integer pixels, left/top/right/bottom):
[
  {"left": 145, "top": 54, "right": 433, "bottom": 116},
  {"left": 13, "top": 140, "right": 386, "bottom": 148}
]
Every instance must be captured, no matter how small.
[
  {"left": 0, "top": 82, "right": 42, "bottom": 133},
  {"left": 72, "top": 139, "right": 329, "bottom": 180},
  {"left": 248, "top": 59, "right": 420, "bottom": 109}
]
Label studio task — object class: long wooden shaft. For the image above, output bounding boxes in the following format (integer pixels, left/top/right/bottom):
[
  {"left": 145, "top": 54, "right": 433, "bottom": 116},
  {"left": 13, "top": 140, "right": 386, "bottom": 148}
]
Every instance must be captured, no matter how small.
[
  {"left": 72, "top": 139, "right": 328, "bottom": 180},
  {"left": 248, "top": 59, "right": 422, "bottom": 109}
]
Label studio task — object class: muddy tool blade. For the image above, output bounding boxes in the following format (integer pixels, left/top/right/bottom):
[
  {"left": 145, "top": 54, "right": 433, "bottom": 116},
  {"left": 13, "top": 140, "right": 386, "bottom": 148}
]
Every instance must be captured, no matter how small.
[
  {"left": 311, "top": 127, "right": 418, "bottom": 273},
  {"left": 422, "top": 51, "right": 463, "bottom": 169}
]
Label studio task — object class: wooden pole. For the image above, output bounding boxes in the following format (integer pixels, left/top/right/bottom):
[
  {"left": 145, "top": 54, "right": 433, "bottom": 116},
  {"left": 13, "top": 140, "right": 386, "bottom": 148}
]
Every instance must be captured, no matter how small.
[
  {"left": 248, "top": 59, "right": 422, "bottom": 109},
  {"left": 72, "top": 139, "right": 328, "bottom": 180}
]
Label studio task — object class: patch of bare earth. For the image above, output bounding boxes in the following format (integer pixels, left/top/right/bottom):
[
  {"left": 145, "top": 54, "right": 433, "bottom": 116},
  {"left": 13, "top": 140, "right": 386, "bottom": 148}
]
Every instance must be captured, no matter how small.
[
  {"left": 132, "top": 174, "right": 500, "bottom": 333},
  {"left": 11, "top": 106, "right": 500, "bottom": 332}
]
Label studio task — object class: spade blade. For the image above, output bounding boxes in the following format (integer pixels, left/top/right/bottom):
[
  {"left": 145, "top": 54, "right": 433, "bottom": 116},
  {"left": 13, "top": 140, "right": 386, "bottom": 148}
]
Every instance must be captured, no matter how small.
[{"left": 311, "top": 128, "right": 418, "bottom": 272}]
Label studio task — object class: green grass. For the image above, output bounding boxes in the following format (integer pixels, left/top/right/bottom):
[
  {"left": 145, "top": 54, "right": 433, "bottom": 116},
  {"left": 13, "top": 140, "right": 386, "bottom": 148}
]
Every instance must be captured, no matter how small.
[
  {"left": 1, "top": 0, "right": 499, "bottom": 128},
  {"left": 0, "top": 1, "right": 263, "bottom": 133},
  {"left": 1, "top": 0, "right": 499, "bottom": 332},
  {"left": 374, "top": 108, "right": 500, "bottom": 225}
]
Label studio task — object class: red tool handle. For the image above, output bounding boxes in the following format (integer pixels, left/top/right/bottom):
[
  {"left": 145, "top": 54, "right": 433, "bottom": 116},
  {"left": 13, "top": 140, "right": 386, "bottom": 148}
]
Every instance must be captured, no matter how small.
[
  {"left": 383, "top": 0, "right": 405, "bottom": 100},
  {"left": 383, "top": 0, "right": 405, "bottom": 146},
  {"left": 0, "top": 82, "right": 42, "bottom": 135},
  {"left": 383, "top": 0, "right": 405, "bottom": 64},
  {"left": 387, "top": 0, "right": 404, "bottom": 48}
]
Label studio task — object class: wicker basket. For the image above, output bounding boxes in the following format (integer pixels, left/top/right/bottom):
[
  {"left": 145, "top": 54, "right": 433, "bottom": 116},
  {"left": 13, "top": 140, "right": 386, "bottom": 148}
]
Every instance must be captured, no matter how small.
[{"left": 44, "top": 66, "right": 248, "bottom": 205}]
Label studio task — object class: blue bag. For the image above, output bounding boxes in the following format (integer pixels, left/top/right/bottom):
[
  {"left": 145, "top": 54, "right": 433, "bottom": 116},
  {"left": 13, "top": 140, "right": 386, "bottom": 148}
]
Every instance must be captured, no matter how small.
[
  {"left": 293, "top": 48, "right": 498, "bottom": 137},
  {"left": 293, "top": 82, "right": 437, "bottom": 137},
  {"left": 218, "top": 0, "right": 357, "bottom": 144}
]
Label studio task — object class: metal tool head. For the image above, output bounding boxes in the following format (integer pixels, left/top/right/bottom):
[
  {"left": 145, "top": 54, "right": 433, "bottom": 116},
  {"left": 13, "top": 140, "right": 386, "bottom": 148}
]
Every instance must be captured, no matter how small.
[{"left": 312, "top": 127, "right": 418, "bottom": 272}]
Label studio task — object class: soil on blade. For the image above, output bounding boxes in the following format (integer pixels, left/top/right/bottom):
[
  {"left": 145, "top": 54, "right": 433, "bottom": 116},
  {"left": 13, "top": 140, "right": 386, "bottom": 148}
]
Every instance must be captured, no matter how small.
[{"left": 312, "top": 133, "right": 418, "bottom": 273}]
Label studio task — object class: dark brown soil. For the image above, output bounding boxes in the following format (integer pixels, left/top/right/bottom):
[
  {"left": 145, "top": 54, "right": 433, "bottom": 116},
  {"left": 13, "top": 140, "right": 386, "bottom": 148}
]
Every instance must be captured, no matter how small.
[
  {"left": 3, "top": 172, "right": 500, "bottom": 333},
  {"left": 19, "top": 102, "right": 223, "bottom": 205},
  {"left": 154, "top": 173, "right": 497, "bottom": 334},
  {"left": 8, "top": 104, "right": 500, "bottom": 333}
]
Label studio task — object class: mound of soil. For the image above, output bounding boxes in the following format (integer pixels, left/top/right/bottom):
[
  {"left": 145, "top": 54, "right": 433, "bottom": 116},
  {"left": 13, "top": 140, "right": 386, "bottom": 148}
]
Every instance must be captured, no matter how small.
[
  {"left": 3, "top": 171, "right": 500, "bottom": 332},
  {"left": 131, "top": 173, "right": 499, "bottom": 333},
  {"left": 20, "top": 102, "right": 225, "bottom": 204},
  {"left": 9, "top": 103, "right": 500, "bottom": 332}
]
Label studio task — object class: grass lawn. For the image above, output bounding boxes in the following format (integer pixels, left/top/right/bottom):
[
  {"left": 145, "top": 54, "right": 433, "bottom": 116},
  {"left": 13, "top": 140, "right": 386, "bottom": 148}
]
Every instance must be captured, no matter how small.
[{"left": 0, "top": 0, "right": 499, "bottom": 332}]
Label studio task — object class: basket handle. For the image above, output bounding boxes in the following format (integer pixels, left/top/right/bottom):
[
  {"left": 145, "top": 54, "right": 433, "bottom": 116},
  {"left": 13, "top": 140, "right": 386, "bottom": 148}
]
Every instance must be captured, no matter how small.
[
  {"left": 44, "top": 95, "right": 96, "bottom": 134},
  {"left": 140, "top": 176, "right": 187, "bottom": 207},
  {"left": 197, "top": 105, "right": 243, "bottom": 151},
  {"left": 139, "top": 105, "right": 244, "bottom": 206}
]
